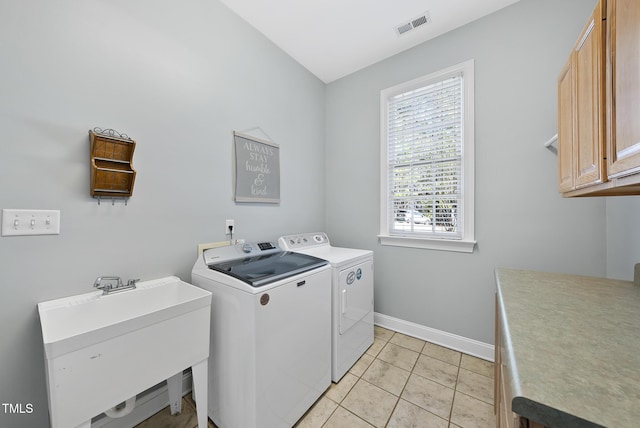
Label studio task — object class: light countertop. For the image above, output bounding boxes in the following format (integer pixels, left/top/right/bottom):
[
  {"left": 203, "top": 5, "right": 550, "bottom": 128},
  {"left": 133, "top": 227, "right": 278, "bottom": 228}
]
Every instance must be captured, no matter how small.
[{"left": 495, "top": 268, "right": 640, "bottom": 428}]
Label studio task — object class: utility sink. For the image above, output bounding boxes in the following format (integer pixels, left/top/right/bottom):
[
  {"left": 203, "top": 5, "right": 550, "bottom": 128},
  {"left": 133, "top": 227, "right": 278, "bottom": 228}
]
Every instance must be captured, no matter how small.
[{"left": 38, "top": 276, "right": 212, "bottom": 428}]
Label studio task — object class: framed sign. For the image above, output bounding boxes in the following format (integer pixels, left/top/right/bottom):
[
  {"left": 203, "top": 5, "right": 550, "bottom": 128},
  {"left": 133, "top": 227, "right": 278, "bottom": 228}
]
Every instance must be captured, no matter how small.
[{"left": 234, "top": 131, "right": 280, "bottom": 203}]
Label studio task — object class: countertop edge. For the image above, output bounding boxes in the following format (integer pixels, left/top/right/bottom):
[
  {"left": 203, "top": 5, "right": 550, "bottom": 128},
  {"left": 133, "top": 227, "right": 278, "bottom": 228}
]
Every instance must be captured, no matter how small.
[
  {"left": 494, "top": 268, "right": 608, "bottom": 428},
  {"left": 512, "top": 397, "right": 604, "bottom": 428},
  {"left": 494, "top": 270, "right": 522, "bottom": 416}
]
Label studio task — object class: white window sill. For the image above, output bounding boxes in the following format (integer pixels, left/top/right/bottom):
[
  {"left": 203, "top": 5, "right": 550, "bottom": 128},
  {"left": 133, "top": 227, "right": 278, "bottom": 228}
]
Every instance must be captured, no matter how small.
[{"left": 378, "top": 234, "right": 476, "bottom": 253}]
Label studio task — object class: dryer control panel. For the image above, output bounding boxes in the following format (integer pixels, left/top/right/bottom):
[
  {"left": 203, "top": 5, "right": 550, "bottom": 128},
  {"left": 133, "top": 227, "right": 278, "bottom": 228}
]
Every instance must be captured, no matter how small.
[{"left": 278, "top": 232, "right": 329, "bottom": 250}]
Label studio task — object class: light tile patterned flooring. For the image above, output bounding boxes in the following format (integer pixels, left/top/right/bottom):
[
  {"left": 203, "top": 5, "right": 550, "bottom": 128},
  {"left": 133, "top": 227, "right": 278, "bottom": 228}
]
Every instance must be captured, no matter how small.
[{"left": 135, "top": 326, "right": 495, "bottom": 428}]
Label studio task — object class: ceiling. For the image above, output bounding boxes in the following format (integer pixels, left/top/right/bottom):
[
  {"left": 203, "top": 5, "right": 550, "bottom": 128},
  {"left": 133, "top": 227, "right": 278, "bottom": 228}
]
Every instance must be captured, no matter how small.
[{"left": 218, "top": 0, "right": 521, "bottom": 83}]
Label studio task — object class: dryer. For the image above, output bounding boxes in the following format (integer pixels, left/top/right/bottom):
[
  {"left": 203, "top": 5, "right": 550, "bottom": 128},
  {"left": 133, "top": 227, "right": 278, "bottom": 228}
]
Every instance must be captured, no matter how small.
[{"left": 279, "top": 232, "right": 374, "bottom": 382}]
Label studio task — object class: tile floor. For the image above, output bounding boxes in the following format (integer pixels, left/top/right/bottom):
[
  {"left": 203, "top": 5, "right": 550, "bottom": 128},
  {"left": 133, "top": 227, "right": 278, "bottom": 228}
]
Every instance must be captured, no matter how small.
[{"left": 135, "top": 326, "right": 495, "bottom": 428}]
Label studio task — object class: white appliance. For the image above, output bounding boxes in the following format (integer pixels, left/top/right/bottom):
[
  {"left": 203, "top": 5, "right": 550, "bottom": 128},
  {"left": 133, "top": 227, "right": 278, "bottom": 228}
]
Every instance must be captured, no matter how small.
[
  {"left": 279, "top": 232, "right": 374, "bottom": 382},
  {"left": 191, "top": 241, "right": 331, "bottom": 428}
]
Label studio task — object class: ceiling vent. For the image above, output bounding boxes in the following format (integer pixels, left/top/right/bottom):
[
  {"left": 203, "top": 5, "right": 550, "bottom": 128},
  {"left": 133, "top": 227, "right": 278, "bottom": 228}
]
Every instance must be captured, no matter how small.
[{"left": 395, "top": 11, "right": 431, "bottom": 36}]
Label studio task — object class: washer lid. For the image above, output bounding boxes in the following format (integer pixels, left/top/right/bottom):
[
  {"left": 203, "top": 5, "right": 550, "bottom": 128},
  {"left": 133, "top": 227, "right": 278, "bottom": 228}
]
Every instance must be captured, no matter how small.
[{"left": 207, "top": 251, "right": 328, "bottom": 287}]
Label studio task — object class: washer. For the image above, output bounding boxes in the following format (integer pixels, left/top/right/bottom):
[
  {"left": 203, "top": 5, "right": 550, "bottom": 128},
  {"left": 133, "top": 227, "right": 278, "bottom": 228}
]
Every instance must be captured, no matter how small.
[
  {"left": 279, "top": 232, "right": 374, "bottom": 382},
  {"left": 191, "top": 241, "right": 331, "bottom": 428}
]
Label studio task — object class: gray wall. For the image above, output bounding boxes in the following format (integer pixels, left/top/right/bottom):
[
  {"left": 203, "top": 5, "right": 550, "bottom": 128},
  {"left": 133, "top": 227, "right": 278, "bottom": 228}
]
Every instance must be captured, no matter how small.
[
  {"left": 0, "top": 1, "right": 325, "bottom": 426},
  {"left": 607, "top": 197, "right": 640, "bottom": 280},
  {"left": 325, "top": 0, "right": 604, "bottom": 344}
]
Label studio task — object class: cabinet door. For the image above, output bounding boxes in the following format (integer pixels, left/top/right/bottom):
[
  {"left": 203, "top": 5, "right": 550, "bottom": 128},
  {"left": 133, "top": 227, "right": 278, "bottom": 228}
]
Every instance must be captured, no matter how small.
[
  {"left": 573, "top": 3, "right": 606, "bottom": 188},
  {"left": 607, "top": 0, "right": 640, "bottom": 178},
  {"left": 558, "top": 59, "right": 575, "bottom": 192}
]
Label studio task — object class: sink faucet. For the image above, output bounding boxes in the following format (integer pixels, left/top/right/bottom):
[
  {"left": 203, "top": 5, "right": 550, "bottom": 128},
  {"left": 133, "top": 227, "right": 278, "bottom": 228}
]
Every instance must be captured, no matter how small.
[{"left": 94, "top": 276, "right": 139, "bottom": 295}]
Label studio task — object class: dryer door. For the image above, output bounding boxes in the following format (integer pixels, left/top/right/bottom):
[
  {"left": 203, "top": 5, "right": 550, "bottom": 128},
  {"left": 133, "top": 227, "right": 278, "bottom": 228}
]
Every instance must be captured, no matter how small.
[{"left": 339, "top": 260, "right": 374, "bottom": 334}]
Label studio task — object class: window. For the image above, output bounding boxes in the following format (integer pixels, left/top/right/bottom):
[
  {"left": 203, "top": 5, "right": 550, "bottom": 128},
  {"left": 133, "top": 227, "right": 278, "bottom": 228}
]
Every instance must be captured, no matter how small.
[{"left": 379, "top": 60, "right": 475, "bottom": 252}]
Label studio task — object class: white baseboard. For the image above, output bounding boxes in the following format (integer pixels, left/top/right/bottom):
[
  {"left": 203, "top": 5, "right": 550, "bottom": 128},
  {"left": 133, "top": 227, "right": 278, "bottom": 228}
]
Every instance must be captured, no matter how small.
[
  {"left": 90, "top": 371, "right": 193, "bottom": 428},
  {"left": 374, "top": 312, "right": 494, "bottom": 362}
]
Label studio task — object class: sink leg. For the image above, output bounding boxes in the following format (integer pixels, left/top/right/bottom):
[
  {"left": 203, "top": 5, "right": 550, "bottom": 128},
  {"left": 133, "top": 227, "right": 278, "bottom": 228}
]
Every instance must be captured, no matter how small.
[
  {"left": 167, "top": 371, "right": 183, "bottom": 415},
  {"left": 192, "top": 359, "right": 208, "bottom": 428}
]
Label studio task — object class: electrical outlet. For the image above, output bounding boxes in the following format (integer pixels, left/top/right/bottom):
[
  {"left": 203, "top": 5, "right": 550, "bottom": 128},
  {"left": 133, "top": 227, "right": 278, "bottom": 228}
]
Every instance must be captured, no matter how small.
[
  {"left": 2, "top": 209, "right": 60, "bottom": 236},
  {"left": 225, "top": 219, "right": 235, "bottom": 235}
]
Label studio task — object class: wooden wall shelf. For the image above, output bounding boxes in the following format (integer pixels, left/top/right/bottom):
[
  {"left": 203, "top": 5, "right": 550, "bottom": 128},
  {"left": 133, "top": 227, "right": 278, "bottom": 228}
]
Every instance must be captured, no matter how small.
[{"left": 89, "top": 129, "right": 137, "bottom": 200}]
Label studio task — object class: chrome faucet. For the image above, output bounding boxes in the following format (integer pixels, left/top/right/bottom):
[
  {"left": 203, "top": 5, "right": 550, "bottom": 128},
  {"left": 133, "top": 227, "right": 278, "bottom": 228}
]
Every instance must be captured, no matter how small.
[{"left": 94, "top": 276, "right": 139, "bottom": 295}]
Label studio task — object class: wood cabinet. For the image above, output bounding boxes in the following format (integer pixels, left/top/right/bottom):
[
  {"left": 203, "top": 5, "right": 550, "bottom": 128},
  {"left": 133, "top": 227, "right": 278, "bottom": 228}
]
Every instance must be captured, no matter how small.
[
  {"left": 557, "top": 0, "right": 640, "bottom": 196},
  {"left": 557, "top": 1, "right": 606, "bottom": 194},
  {"left": 574, "top": 2, "right": 606, "bottom": 189},
  {"left": 606, "top": 0, "right": 640, "bottom": 179},
  {"left": 557, "top": 60, "right": 575, "bottom": 192}
]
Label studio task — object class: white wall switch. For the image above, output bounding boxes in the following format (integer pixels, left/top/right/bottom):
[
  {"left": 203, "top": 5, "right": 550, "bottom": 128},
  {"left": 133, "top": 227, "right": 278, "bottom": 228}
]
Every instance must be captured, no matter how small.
[{"left": 2, "top": 209, "right": 60, "bottom": 236}]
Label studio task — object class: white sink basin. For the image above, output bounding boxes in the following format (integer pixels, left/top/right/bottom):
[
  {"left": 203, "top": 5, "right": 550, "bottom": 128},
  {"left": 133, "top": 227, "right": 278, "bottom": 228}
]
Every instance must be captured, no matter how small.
[
  {"left": 39, "top": 276, "right": 211, "bottom": 359},
  {"left": 38, "top": 276, "right": 212, "bottom": 428}
]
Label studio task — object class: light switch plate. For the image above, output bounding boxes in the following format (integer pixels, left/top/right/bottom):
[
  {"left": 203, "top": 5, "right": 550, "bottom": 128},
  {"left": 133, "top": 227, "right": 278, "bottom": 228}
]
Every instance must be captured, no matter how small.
[{"left": 2, "top": 209, "right": 60, "bottom": 236}]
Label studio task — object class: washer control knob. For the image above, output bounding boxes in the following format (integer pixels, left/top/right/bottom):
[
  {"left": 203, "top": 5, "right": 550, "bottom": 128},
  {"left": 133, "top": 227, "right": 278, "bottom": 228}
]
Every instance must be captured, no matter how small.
[{"left": 242, "top": 243, "right": 253, "bottom": 253}]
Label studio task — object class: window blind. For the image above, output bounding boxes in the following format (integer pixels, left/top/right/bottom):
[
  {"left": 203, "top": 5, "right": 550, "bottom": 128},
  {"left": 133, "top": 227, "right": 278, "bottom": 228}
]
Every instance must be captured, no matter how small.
[{"left": 386, "top": 73, "right": 463, "bottom": 239}]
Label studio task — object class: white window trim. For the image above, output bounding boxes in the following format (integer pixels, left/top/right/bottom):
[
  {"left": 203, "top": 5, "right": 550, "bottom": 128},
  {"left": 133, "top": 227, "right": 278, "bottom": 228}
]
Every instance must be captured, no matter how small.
[{"left": 379, "top": 59, "right": 476, "bottom": 253}]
